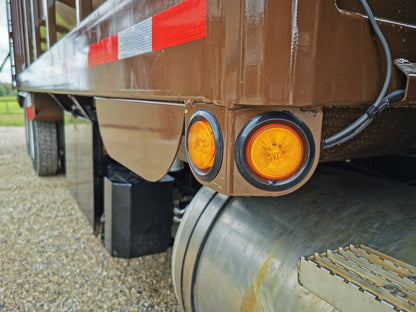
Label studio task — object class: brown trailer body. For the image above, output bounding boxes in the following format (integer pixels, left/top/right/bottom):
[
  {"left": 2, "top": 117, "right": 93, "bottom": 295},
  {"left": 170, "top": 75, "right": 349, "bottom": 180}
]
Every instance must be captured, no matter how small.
[
  {"left": 14, "top": 0, "right": 416, "bottom": 105},
  {"left": 10, "top": 0, "right": 416, "bottom": 195}
]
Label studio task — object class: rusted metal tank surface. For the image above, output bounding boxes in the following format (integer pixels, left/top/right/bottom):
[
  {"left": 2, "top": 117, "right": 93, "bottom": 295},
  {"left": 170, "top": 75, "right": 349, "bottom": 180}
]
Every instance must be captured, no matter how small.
[{"left": 172, "top": 165, "right": 416, "bottom": 311}]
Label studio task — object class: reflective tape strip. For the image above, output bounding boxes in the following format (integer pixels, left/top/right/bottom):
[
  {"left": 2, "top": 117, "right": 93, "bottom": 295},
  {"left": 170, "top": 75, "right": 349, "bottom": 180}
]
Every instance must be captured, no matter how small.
[
  {"left": 88, "top": 34, "right": 118, "bottom": 67},
  {"left": 152, "top": 0, "right": 207, "bottom": 51},
  {"left": 88, "top": 0, "right": 207, "bottom": 67},
  {"left": 118, "top": 17, "right": 153, "bottom": 60},
  {"left": 27, "top": 103, "right": 34, "bottom": 120}
]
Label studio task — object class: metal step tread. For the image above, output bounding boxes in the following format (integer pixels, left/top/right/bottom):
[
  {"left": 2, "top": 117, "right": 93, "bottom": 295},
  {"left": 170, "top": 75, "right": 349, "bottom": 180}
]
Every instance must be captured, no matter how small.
[{"left": 298, "top": 244, "right": 416, "bottom": 312}]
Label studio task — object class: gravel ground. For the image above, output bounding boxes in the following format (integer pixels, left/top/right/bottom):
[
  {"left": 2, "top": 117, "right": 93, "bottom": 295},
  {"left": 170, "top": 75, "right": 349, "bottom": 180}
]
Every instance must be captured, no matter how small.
[{"left": 0, "top": 127, "right": 180, "bottom": 311}]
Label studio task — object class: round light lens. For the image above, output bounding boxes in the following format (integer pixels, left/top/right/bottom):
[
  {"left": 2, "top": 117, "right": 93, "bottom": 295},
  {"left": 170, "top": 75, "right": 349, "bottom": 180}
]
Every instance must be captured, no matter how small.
[
  {"left": 187, "top": 119, "right": 215, "bottom": 171},
  {"left": 246, "top": 124, "right": 304, "bottom": 180}
]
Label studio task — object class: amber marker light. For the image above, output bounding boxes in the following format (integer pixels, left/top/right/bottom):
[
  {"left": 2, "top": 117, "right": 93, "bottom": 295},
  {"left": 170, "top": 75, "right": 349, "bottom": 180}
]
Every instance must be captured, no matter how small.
[
  {"left": 188, "top": 119, "right": 215, "bottom": 171},
  {"left": 235, "top": 112, "right": 315, "bottom": 191},
  {"left": 186, "top": 110, "right": 223, "bottom": 182},
  {"left": 246, "top": 124, "right": 304, "bottom": 180}
]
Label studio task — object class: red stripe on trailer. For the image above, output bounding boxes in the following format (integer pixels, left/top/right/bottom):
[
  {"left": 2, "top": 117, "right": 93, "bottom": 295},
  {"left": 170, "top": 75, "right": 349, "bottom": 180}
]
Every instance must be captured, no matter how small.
[
  {"left": 152, "top": 0, "right": 207, "bottom": 51},
  {"left": 87, "top": 0, "right": 207, "bottom": 67},
  {"left": 27, "top": 105, "right": 34, "bottom": 120},
  {"left": 88, "top": 34, "right": 119, "bottom": 67}
]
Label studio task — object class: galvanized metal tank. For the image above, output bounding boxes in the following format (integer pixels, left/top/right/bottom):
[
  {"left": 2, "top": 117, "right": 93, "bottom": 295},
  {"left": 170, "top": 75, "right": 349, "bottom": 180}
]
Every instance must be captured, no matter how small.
[{"left": 172, "top": 165, "right": 416, "bottom": 311}]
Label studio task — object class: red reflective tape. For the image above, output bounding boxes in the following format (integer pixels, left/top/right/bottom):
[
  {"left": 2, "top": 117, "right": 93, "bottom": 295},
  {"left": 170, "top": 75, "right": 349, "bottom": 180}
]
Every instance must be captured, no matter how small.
[
  {"left": 87, "top": 0, "right": 207, "bottom": 67},
  {"left": 152, "top": 0, "right": 207, "bottom": 51},
  {"left": 88, "top": 34, "right": 119, "bottom": 67},
  {"left": 27, "top": 105, "right": 34, "bottom": 120}
]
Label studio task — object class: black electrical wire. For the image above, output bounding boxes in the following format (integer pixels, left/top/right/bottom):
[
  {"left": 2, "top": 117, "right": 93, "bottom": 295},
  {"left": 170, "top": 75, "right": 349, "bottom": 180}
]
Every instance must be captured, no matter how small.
[
  {"left": 366, "top": 89, "right": 405, "bottom": 116},
  {"left": 322, "top": 89, "right": 405, "bottom": 149},
  {"left": 321, "top": 0, "right": 397, "bottom": 150},
  {"left": 323, "top": 119, "right": 372, "bottom": 150}
]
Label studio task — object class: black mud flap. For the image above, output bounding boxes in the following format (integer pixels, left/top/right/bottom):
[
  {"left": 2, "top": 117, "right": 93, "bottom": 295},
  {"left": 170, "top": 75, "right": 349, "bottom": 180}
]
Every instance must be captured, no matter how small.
[{"left": 104, "top": 162, "right": 174, "bottom": 258}]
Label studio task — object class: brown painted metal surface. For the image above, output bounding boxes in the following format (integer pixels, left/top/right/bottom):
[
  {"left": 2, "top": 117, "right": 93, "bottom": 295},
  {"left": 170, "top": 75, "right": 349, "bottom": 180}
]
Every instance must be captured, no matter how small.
[
  {"left": 30, "top": 0, "right": 42, "bottom": 59},
  {"left": 31, "top": 93, "right": 63, "bottom": 121},
  {"left": 336, "top": 0, "right": 416, "bottom": 26},
  {"left": 320, "top": 105, "right": 416, "bottom": 162},
  {"left": 9, "top": 0, "right": 416, "bottom": 194},
  {"left": 45, "top": 0, "right": 57, "bottom": 48},
  {"left": 184, "top": 103, "right": 323, "bottom": 196},
  {"left": 96, "top": 97, "right": 185, "bottom": 181},
  {"left": 10, "top": 0, "right": 27, "bottom": 76},
  {"left": 15, "top": 0, "right": 416, "bottom": 107}
]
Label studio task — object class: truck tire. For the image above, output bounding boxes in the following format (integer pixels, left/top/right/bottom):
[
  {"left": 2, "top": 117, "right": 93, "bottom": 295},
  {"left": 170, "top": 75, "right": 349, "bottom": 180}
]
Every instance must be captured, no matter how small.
[{"left": 31, "top": 120, "right": 59, "bottom": 176}]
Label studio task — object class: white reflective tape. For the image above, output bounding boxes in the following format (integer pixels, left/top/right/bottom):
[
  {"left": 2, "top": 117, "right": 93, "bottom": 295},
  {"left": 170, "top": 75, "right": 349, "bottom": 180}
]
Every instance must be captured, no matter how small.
[{"left": 118, "top": 17, "right": 152, "bottom": 60}]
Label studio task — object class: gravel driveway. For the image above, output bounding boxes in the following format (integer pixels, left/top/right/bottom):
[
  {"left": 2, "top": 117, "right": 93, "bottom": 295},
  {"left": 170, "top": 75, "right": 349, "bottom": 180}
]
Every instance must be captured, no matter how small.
[{"left": 0, "top": 127, "right": 180, "bottom": 311}]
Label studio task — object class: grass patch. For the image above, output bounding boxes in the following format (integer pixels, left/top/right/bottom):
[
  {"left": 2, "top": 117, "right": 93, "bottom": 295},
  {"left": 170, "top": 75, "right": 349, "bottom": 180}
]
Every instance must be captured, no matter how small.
[
  {"left": 0, "top": 96, "right": 24, "bottom": 126},
  {"left": 0, "top": 114, "right": 24, "bottom": 126}
]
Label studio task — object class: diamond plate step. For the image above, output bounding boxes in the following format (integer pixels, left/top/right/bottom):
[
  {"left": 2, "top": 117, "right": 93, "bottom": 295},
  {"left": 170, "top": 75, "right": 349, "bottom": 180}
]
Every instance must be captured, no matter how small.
[{"left": 299, "top": 244, "right": 416, "bottom": 312}]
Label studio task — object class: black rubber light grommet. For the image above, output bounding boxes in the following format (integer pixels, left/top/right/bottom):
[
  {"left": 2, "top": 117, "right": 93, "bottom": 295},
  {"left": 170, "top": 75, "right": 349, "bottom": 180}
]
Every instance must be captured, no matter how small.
[
  {"left": 186, "top": 109, "right": 223, "bottom": 182},
  {"left": 235, "top": 111, "right": 315, "bottom": 191}
]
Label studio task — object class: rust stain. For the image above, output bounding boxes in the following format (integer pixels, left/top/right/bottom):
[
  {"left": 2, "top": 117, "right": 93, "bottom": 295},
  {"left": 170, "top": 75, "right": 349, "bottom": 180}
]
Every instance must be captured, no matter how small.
[{"left": 242, "top": 254, "right": 275, "bottom": 312}]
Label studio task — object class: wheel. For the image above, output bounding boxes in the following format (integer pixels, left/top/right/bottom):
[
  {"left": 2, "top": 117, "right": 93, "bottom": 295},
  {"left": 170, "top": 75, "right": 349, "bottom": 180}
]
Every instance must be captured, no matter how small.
[{"left": 31, "top": 120, "right": 59, "bottom": 176}]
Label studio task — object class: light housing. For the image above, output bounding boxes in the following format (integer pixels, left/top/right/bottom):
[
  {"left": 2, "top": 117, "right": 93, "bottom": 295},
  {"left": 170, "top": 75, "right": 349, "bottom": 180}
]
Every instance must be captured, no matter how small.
[
  {"left": 186, "top": 110, "right": 223, "bottom": 182},
  {"left": 235, "top": 111, "right": 315, "bottom": 191}
]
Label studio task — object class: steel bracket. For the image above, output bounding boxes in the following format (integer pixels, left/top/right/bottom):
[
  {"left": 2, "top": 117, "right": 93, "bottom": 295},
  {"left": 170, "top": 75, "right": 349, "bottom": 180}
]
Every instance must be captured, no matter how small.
[{"left": 394, "top": 58, "right": 416, "bottom": 102}]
